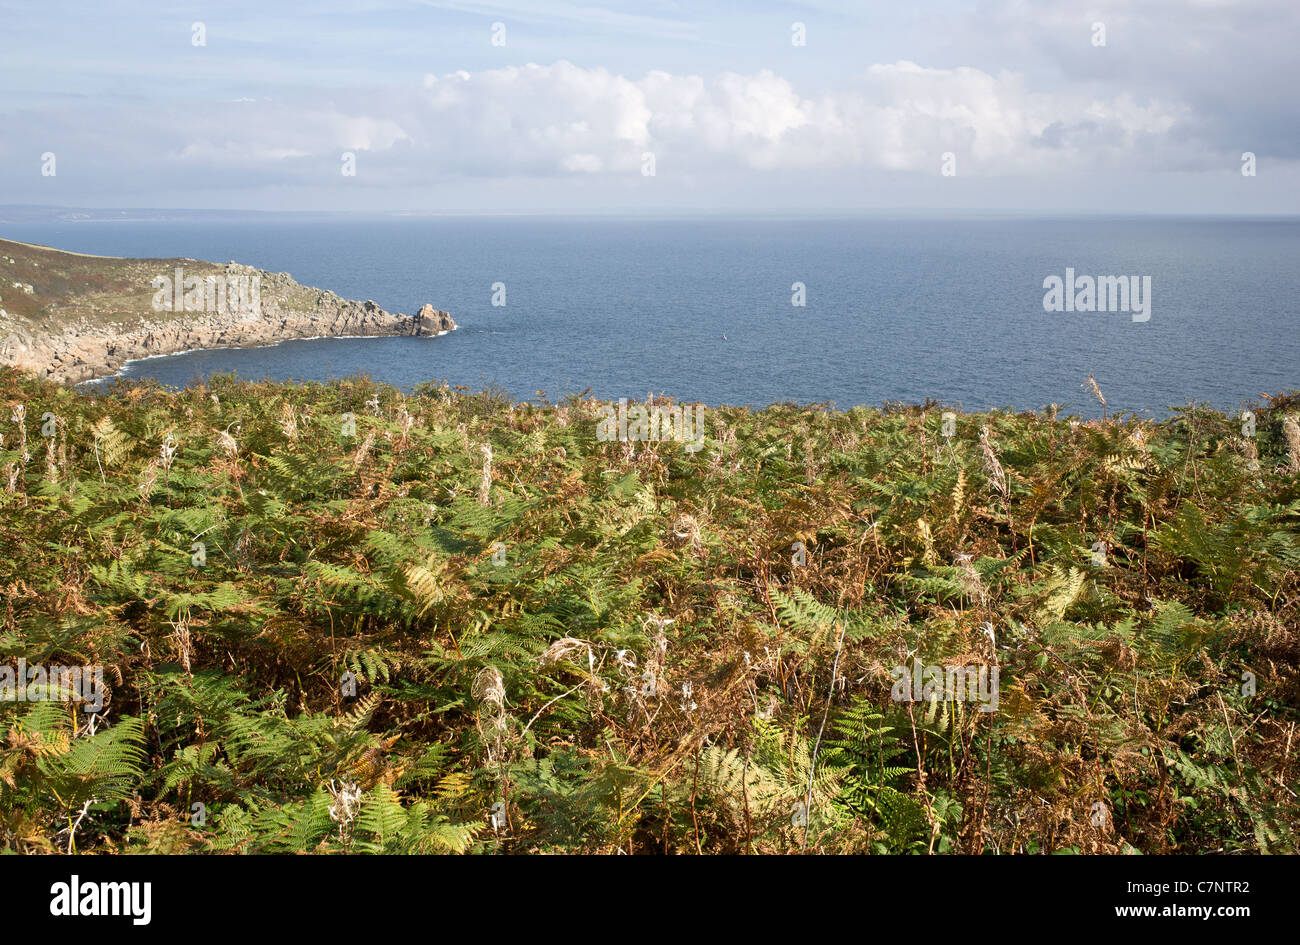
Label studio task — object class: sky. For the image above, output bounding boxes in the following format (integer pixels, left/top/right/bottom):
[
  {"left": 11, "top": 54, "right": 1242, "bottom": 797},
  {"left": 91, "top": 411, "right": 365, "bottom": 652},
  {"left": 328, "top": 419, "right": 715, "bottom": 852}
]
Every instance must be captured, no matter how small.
[{"left": 1, "top": 0, "right": 1297, "bottom": 213}]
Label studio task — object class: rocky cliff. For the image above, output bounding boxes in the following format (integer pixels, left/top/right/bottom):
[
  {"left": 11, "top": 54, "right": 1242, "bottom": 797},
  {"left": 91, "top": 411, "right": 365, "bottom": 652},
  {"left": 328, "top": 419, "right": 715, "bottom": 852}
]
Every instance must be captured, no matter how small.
[{"left": 0, "top": 240, "right": 455, "bottom": 384}]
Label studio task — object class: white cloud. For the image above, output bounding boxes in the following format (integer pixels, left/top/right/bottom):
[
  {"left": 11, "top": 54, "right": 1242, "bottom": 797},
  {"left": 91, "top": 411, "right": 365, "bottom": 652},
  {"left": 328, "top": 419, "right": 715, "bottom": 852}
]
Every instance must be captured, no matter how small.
[
  {"left": 0, "top": 55, "right": 1253, "bottom": 208},
  {"left": 560, "top": 152, "right": 603, "bottom": 172},
  {"left": 409, "top": 60, "right": 1189, "bottom": 177}
]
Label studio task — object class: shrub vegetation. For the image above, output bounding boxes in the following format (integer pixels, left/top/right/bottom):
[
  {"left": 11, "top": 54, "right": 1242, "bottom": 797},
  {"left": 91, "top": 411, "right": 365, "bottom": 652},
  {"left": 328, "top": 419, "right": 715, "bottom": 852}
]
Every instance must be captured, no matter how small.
[{"left": 2, "top": 367, "right": 1297, "bottom": 854}]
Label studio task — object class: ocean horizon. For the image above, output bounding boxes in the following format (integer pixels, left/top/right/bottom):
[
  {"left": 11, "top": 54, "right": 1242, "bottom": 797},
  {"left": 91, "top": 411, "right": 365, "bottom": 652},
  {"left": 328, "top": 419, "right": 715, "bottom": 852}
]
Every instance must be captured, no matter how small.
[{"left": 5, "top": 213, "right": 1297, "bottom": 416}]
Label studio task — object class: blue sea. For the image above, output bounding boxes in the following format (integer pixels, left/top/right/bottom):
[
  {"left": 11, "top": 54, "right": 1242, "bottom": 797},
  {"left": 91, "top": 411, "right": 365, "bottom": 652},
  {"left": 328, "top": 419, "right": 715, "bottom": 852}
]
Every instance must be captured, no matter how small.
[{"left": 5, "top": 215, "right": 1298, "bottom": 416}]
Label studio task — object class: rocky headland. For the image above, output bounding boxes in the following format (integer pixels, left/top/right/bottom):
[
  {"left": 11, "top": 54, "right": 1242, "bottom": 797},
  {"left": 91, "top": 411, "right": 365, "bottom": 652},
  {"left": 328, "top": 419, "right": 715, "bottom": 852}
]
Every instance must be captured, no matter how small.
[{"left": 0, "top": 238, "right": 454, "bottom": 383}]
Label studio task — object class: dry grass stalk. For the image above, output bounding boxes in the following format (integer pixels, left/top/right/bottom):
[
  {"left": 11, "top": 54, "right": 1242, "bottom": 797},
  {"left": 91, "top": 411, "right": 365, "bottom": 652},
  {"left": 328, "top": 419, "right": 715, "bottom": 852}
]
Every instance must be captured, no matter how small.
[
  {"left": 1283, "top": 415, "right": 1300, "bottom": 472},
  {"left": 979, "top": 426, "right": 1008, "bottom": 498},
  {"left": 1084, "top": 374, "right": 1108, "bottom": 419},
  {"left": 478, "top": 444, "right": 493, "bottom": 504}
]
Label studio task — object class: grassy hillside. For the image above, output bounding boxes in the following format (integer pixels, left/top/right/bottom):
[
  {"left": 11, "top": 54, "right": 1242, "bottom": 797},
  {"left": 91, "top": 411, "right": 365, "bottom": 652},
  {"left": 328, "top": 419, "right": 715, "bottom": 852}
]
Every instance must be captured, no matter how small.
[
  {"left": 0, "top": 238, "right": 329, "bottom": 331},
  {"left": 1, "top": 367, "right": 1298, "bottom": 854},
  {"left": 0, "top": 238, "right": 227, "bottom": 333}
]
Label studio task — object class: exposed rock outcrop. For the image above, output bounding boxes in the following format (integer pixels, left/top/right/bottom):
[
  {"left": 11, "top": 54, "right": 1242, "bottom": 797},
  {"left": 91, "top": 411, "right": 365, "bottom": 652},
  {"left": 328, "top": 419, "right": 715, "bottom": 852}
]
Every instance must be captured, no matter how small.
[{"left": 415, "top": 302, "right": 456, "bottom": 334}]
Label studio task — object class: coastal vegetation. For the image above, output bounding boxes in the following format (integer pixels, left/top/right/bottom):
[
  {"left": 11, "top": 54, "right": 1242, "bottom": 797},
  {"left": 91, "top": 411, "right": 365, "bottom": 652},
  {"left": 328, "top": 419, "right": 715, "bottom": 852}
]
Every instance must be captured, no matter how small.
[{"left": 1, "top": 367, "right": 1297, "bottom": 854}]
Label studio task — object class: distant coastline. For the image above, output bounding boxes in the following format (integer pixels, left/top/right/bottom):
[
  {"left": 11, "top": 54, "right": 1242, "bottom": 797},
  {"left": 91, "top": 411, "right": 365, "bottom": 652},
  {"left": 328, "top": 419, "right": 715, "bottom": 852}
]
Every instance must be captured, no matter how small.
[{"left": 0, "top": 237, "right": 455, "bottom": 384}]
